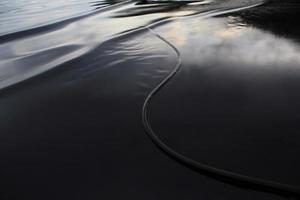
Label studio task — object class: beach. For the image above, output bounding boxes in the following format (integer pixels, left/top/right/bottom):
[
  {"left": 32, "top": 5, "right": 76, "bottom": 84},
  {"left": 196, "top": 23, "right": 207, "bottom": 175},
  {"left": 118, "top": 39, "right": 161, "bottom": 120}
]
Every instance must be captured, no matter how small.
[{"left": 0, "top": 0, "right": 299, "bottom": 199}]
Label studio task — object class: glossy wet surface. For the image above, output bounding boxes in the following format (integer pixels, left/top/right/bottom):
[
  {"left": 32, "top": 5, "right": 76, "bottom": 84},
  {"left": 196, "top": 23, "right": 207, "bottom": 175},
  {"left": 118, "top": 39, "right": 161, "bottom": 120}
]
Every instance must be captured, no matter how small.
[
  {"left": 0, "top": 0, "right": 125, "bottom": 36},
  {"left": 152, "top": 15, "right": 300, "bottom": 186},
  {"left": 0, "top": 0, "right": 300, "bottom": 199}
]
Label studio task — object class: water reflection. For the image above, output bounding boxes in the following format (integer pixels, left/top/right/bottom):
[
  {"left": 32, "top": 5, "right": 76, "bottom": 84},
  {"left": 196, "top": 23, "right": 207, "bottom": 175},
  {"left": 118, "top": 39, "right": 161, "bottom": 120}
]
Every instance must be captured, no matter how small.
[
  {"left": 151, "top": 4, "right": 300, "bottom": 186},
  {"left": 0, "top": 0, "right": 216, "bottom": 37},
  {"left": 1, "top": 0, "right": 300, "bottom": 199},
  {"left": 229, "top": 0, "right": 300, "bottom": 42},
  {"left": 0, "top": 0, "right": 123, "bottom": 36},
  {"left": 90, "top": 0, "right": 124, "bottom": 10},
  {"left": 2, "top": 0, "right": 256, "bottom": 90}
]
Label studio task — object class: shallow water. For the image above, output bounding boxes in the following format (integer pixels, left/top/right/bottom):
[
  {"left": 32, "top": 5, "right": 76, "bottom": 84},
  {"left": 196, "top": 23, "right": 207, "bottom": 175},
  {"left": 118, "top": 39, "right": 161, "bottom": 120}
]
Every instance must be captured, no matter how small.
[
  {"left": 0, "top": 0, "right": 300, "bottom": 199},
  {"left": 0, "top": 0, "right": 123, "bottom": 36},
  {"left": 153, "top": 14, "right": 300, "bottom": 186}
]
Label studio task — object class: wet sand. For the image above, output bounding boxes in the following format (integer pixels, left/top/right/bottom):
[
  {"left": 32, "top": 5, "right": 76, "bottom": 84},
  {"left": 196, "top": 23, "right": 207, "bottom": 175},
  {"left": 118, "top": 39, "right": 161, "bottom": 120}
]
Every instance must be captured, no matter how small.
[{"left": 0, "top": 0, "right": 299, "bottom": 199}]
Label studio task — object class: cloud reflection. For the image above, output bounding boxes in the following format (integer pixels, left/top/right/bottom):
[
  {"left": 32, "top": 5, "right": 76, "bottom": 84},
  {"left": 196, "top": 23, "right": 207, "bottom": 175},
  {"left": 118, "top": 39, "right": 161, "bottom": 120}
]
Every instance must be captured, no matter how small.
[{"left": 157, "top": 16, "right": 300, "bottom": 69}]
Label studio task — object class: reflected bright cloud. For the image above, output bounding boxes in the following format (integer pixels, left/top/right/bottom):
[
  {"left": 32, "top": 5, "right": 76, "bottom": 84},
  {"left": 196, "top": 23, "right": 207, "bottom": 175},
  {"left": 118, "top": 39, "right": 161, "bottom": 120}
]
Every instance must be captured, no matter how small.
[{"left": 157, "top": 16, "right": 300, "bottom": 69}]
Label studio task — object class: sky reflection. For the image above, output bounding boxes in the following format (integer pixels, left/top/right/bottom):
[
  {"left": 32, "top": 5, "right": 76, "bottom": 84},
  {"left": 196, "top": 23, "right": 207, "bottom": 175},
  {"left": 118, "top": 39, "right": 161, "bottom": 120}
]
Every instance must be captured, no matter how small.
[{"left": 156, "top": 15, "right": 300, "bottom": 69}]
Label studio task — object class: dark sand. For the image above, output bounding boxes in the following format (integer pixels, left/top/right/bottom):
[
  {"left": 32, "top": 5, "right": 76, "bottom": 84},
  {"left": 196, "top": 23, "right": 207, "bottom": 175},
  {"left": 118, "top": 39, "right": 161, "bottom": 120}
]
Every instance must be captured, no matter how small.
[{"left": 0, "top": 0, "right": 299, "bottom": 199}]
